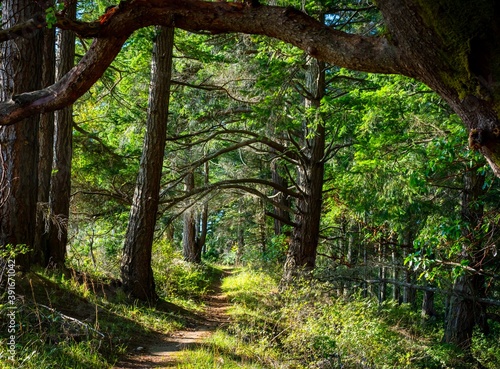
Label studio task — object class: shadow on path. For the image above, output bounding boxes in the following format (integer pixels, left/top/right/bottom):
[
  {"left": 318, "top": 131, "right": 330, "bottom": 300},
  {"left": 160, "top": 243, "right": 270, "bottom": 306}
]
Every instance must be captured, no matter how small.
[{"left": 113, "top": 269, "right": 232, "bottom": 368}]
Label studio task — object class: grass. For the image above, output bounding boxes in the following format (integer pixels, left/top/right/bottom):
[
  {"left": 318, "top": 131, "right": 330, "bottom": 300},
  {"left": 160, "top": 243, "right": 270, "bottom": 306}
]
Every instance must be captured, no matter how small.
[
  {"left": 0, "top": 262, "right": 223, "bottom": 369},
  {"left": 2, "top": 264, "right": 498, "bottom": 368},
  {"left": 176, "top": 268, "right": 500, "bottom": 369}
]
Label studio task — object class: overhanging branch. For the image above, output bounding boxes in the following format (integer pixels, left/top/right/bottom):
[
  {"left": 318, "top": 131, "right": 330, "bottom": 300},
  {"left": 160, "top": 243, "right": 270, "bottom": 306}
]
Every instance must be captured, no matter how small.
[{"left": 0, "top": 0, "right": 406, "bottom": 126}]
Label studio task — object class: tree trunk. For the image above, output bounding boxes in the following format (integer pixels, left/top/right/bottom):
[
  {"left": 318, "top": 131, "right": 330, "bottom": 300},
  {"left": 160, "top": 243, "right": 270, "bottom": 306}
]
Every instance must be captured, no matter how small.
[
  {"left": 236, "top": 221, "right": 245, "bottom": 265},
  {"left": 182, "top": 170, "right": 202, "bottom": 263},
  {"left": 0, "top": 0, "right": 43, "bottom": 269},
  {"left": 121, "top": 26, "right": 174, "bottom": 301},
  {"left": 183, "top": 163, "right": 209, "bottom": 264},
  {"left": 392, "top": 249, "right": 400, "bottom": 302},
  {"left": 283, "top": 56, "right": 326, "bottom": 281},
  {"left": 197, "top": 201, "right": 209, "bottom": 259},
  {"left": 182, "top": 203, "right": 198, "bottom": 262},
  {"left": 46, "top": 0, "right": 76, "bottom": 268},
  {"left": 361, "top": 242, "right": 368, "bottom": 298},
  {"left": 34, "top": 6, "right": 56, "bottom": 265},
  {"left": 421, "top": 288, "right": 436, "bottom": 319},
  {"left": 271, "top": 151, "right": 291, "bottom": 236},
  {"left": 379, "top": 244, "right": 387, "bottom": 303},
  {"left": 377, "top": 0, "right": 500, "bottom": 176},
  {"left": 443, "top": 167, "right": 487, "bottom": 350}
]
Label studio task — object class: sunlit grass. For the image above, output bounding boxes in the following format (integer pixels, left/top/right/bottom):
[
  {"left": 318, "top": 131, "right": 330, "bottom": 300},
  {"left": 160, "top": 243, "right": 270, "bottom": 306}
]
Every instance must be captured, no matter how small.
[
  {"left": 221, "top": 269, "right": 278, "bottom": 307},
  {"left": 175, "top": 345, "right": 266, "bottom": 369},
  {"left": 0, "top": 262, "right": 217, "bottom": 369},
  {"left": 185, "top": 268, "right": 499, "bottom": 369}
]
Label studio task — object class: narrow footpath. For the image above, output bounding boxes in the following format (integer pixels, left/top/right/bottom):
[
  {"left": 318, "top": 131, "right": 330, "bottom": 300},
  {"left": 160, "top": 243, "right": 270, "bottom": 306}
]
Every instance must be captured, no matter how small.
[{"left": 113, "top": 272, "right": 231, "bottom": 368}]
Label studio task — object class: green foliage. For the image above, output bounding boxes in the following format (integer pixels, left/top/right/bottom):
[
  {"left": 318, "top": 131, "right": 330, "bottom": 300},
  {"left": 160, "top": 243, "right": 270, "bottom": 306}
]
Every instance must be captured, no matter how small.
[
  {"left": 222, "top": 269, "right": 278, "bottom": 307},
  {"left": 152, "top": 240, "right": 215, "bottom": 301},
  {"left": 262, "top": 234, "right": 287, "bottom": 264},
  {"left": 199, "top": 269, "right": 481, "bottom": 369},
  {"left": 472, "top": 326, "right": 500, "bottom": 369},
  {"left": 45, "top": 3, "right": 64, "bottom": 29},
  {"left": 0, "top": 244, "right": 30, "bottom": 260}
]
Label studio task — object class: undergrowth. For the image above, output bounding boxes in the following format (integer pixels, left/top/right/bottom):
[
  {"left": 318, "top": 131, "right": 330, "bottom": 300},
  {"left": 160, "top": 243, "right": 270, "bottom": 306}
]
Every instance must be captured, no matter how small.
[
  {"left": 2, "top": 257, "right": 498, "bottom": 368},
  {"left": 179, "top": 268, "right": 500, "bottom": 369},
  {"left": 0, "top": 240, "right": 222, "bottom": 369}
]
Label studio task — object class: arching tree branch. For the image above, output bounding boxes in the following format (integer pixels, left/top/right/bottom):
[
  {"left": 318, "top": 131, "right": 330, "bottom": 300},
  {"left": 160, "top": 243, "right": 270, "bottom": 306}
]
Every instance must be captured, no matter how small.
[{"left": 0, "top": 0, "right": 405, "bottom": 126}]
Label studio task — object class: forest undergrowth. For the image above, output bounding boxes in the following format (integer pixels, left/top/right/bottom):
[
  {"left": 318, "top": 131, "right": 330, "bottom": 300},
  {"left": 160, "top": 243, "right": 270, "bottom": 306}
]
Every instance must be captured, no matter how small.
[
  {"left": 1, "top": 258, "right": 499, "bottom": 368},
  {"left": 172, "top": 268, "right": 500, "bottom": 369},
  {"left": 0, "top": 244, "right": 222, "bottom": 369}
]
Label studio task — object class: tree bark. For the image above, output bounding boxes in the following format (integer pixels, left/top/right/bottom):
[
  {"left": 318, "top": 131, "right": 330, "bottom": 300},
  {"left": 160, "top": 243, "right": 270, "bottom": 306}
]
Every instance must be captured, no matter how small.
[
  {"left": 182, "top": 170, "right": 201, "bottom": 263},
  {"left": 34, "top": 4, "right": 56, "bottom": 265},
  {"left": 283, "top": 56, "right": 326, "bottom": 281},
  {"left": 0, "top": 0, "right": 43, "bottom": 268},
  {"left": 392, "top": 249, "right": 400, "bottom": 302},
  {"left": 378, "top": 244, "right": 387, "bottom": 303},
  {"left": 121, "top": 26, "right": 174, "bottom": 301},
  {"left": 421, "top": 288, "right": 436, "bottom": 319},
  {"left": 46, "top": 0, "right": 76, "bottom": 268}
]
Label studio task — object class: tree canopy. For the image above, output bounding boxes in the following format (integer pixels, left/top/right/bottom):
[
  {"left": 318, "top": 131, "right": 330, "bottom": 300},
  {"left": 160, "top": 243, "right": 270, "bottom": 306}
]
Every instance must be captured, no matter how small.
[{"left": 1, "top": 0, "right": 500, "bottom": 175}]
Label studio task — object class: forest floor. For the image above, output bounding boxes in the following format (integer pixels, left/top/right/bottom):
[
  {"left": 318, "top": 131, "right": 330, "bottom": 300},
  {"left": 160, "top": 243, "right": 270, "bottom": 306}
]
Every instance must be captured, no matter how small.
[{"left": 113, "top": 270, "right": 232, "bottom": 369}]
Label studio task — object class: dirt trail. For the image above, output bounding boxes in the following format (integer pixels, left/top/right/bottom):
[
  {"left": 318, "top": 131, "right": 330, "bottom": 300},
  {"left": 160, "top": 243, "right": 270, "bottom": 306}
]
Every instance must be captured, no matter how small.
[{"left": 113, "top": 272, "right": 231, "bottom": 368}]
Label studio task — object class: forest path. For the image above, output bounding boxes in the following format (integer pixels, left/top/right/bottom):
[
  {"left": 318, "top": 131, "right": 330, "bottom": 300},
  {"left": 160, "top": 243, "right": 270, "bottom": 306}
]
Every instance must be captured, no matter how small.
[{"left": 113, "top": 270, "right": 232, "bottom": 368}]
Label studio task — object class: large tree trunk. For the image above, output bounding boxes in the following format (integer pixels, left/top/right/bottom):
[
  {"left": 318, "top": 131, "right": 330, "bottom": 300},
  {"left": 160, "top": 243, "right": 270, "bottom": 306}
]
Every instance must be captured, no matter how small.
[
  {"left": 392, "top": 249, "right": 400, "bottom": 302},
  {"left": 283, "top": 56, "right": 326, "bottom": 281},
  {"left": 443, "top": 167, "right": 487, "bottom": 350},
  {"left": 377, "top": 0, "right": 500, "bottom": 176},
  {"left": 0, "top": 0, "right": 43, "bottom": 268},
  {"left": 46, "top": 0, "right": 76, "bottom": 268},
  {"left": 121, "top": 26, "right": 174, "bottom": 301}
]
